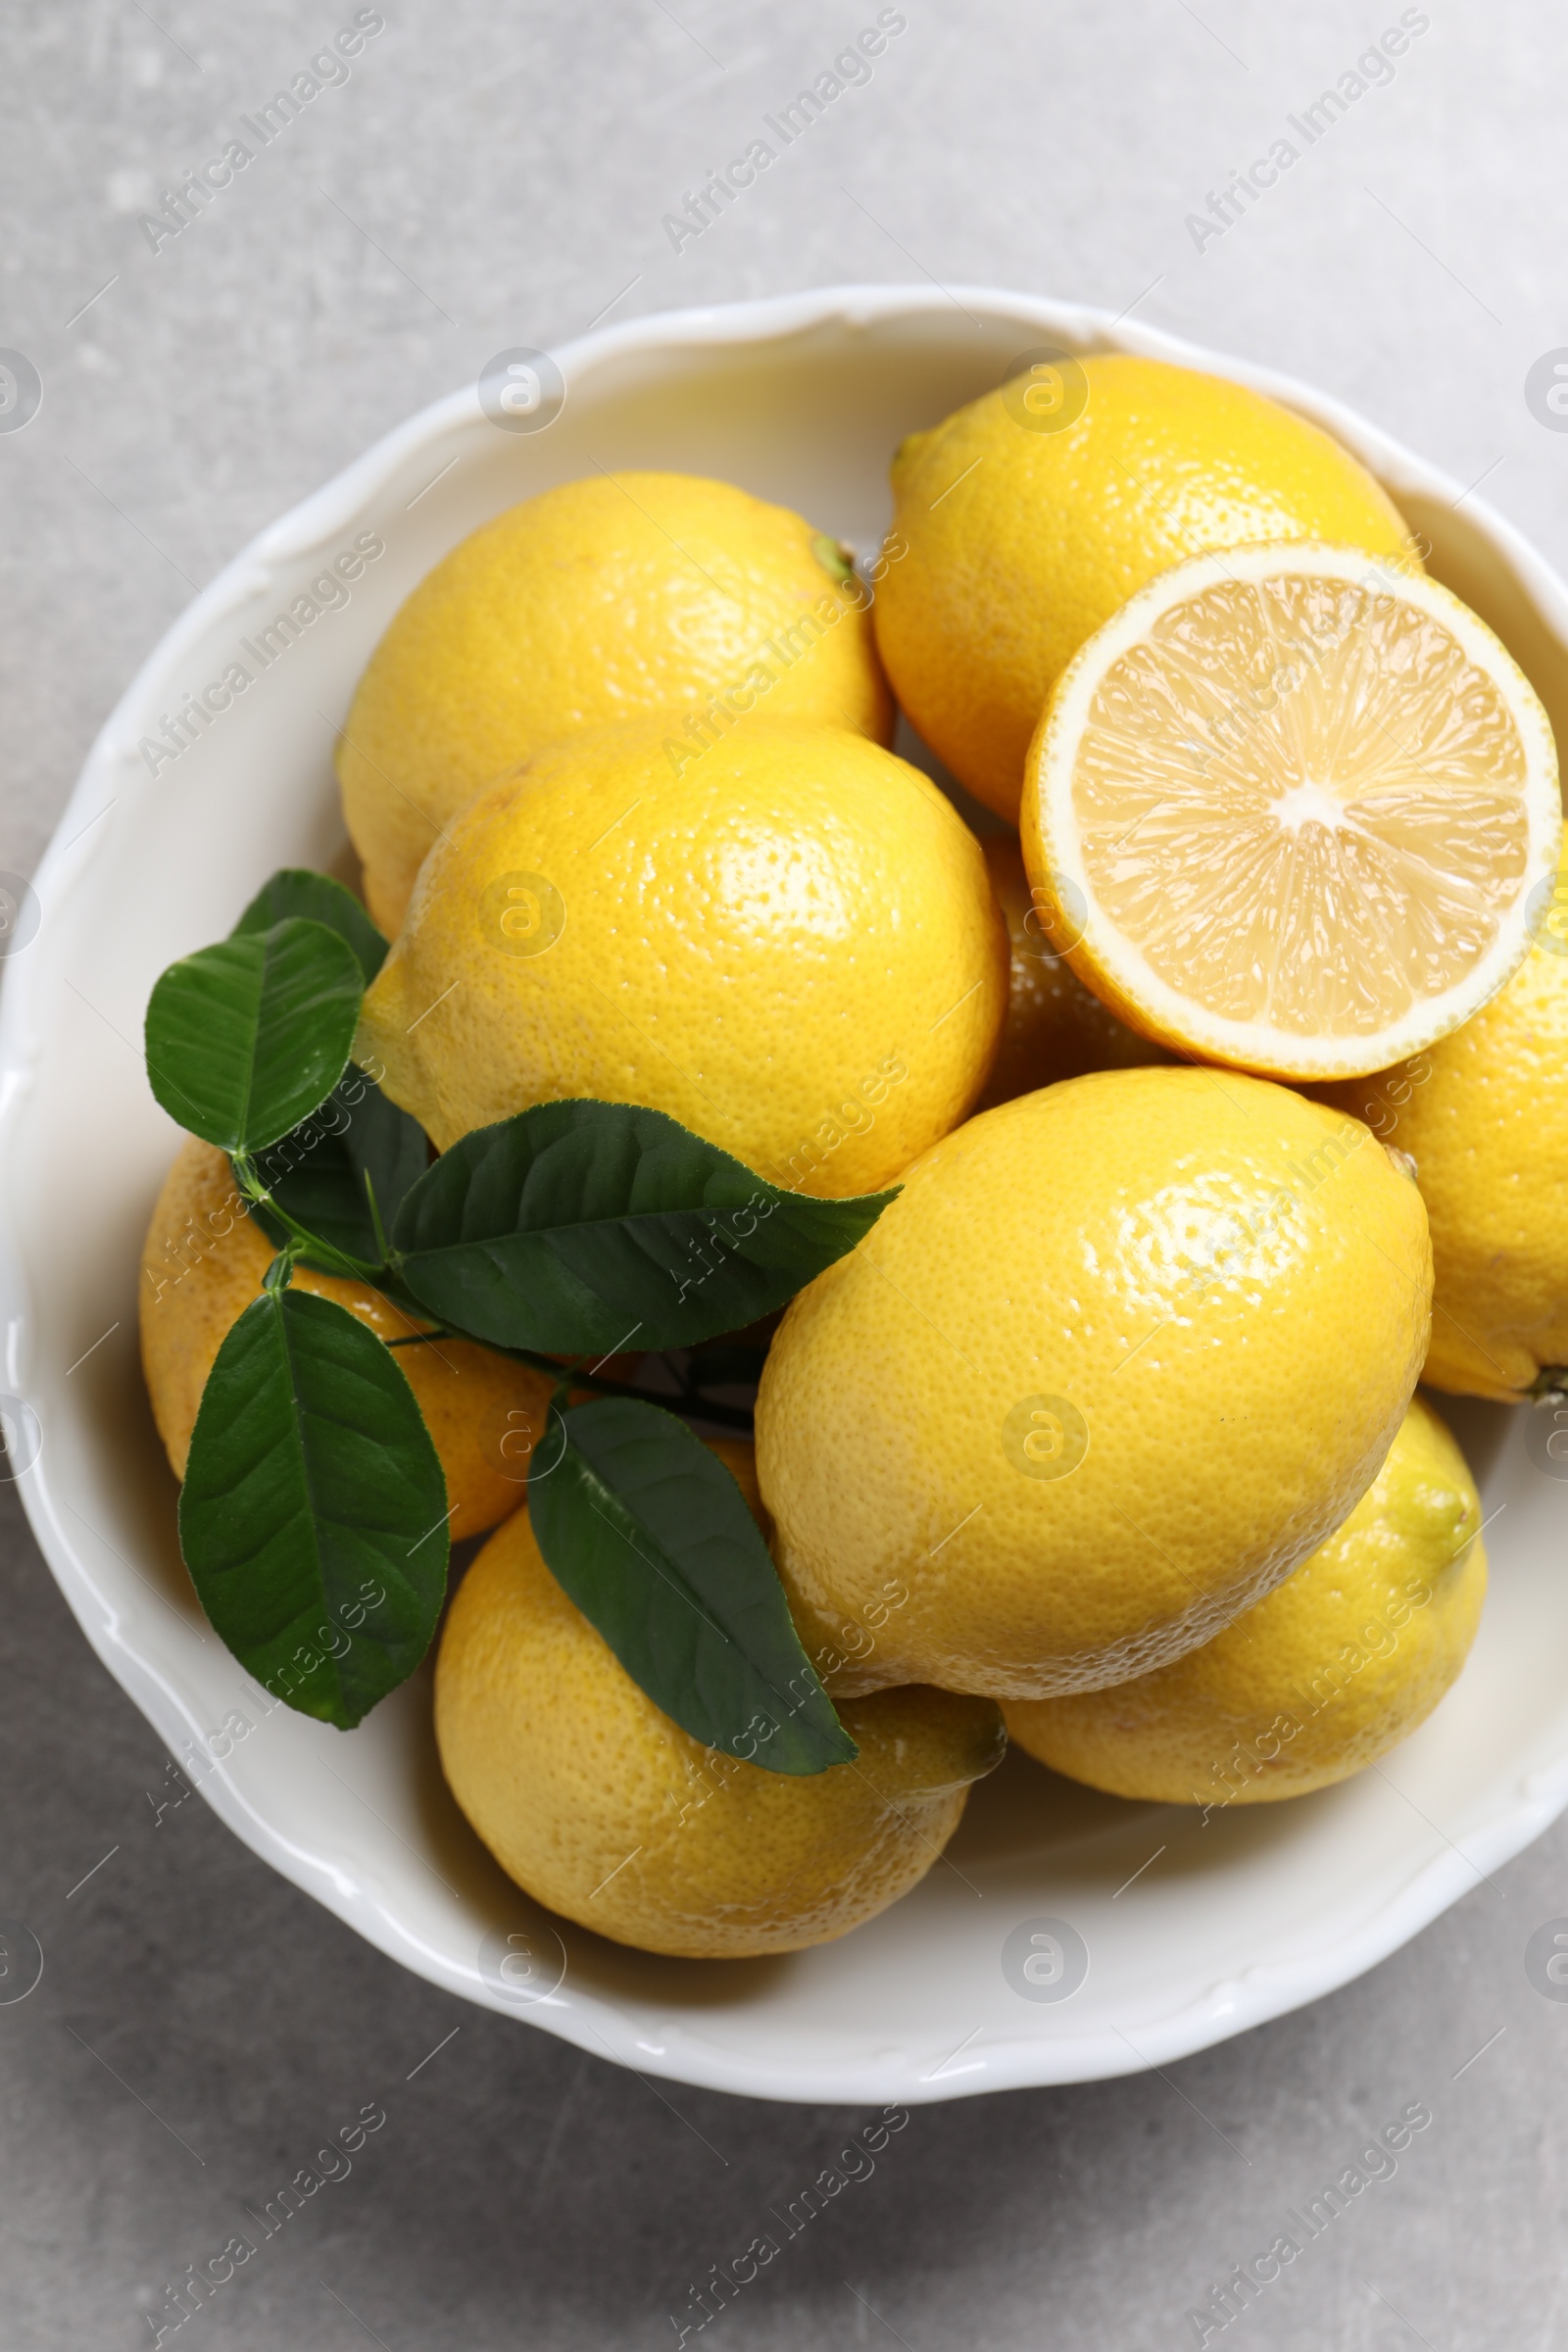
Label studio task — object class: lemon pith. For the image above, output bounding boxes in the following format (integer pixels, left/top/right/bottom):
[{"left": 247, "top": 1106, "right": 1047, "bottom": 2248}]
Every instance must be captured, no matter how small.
[{"left": 1004, "top": 1396, "right": 1486, "bottom": 1804}]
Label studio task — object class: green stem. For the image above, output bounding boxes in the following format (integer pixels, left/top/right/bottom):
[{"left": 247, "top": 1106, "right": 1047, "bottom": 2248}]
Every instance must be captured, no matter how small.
[
  {"left": 233, "top": 1153, "right": 385, "bottom": 1287},
  {"left": 363, "top": 1167, "right": 392, "bottom": 1268},
  {"left": 261, "top": 1247, "right": 297, "bottom": 1295}
]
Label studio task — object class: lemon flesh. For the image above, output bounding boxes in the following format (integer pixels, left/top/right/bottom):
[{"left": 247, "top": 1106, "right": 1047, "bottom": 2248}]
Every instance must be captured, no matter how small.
[
  {"left": 1022, "top": 544, "right": 1560, "bottom": 1081},
  {"left": 1004, "top": 1396, "right": 1486, "bottom": 1805},
  {"left": 756, "top": 1065, "right": 1433, "bottom": 1701}
]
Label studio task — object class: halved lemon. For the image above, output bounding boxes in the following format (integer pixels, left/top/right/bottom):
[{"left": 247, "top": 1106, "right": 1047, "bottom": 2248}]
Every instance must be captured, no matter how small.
[{"left": 1019, "top": 543, "right": 1561, "bottom": 1079}]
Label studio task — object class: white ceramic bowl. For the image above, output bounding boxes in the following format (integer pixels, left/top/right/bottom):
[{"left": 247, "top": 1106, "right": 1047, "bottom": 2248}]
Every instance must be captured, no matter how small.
[{"left": 5, "top": 286, "right": 1567, "bottom": 2108}]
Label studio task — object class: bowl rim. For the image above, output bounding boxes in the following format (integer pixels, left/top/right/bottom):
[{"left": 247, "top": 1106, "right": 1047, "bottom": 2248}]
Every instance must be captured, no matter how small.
[{"left": 5, "top": 280, "right": 1566, "bottom": 2107}]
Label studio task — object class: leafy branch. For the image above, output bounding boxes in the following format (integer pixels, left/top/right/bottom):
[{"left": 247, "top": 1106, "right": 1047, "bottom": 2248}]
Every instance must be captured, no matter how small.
[{"left": 142, "top": 868, "right": 896, "bottom": 1757}]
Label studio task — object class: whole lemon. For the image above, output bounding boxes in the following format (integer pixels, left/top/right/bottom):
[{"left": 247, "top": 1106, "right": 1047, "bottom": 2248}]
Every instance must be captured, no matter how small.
[
  {"left": 339, "top": 472, "right": 892, "bottom": 932},
  {"left": 433, "top": 1441, "right": 1004, "bottom": 1958},
  {"left": 974, "top": 833, "right": 1168, "bottom": 1110},
  {"left": 140, "top": 1140, "right": 552, "bottom": 1540},
  {"left": 756, "top": 1067, "right": 1432, "bottom": 1699},
  {"left": 357, "top": 720, "right": 1008, "bottom": 1195},
  {"left": 1324, "top": 858, "right": 1568, "bottom": 1399},
  {"left": 874, "top": 355, "right": 1412, "bottom": 822},
  {"left": 1004, "top": 1396, "right": 1486, "bottom": 1805}
]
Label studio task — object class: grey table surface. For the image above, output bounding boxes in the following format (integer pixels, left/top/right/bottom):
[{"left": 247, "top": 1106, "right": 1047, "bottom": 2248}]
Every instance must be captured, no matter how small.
[{"left": 4, "top": 2, "right": 1568, "bottom": 2345}]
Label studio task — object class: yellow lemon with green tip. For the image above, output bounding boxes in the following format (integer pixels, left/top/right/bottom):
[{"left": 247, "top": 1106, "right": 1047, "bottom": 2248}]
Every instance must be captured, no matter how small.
[
  {"left": 1003, "top": 1396, "right": 1486, "bottom": 1805},
  {"left": 756, "top": 1065, "right": 1433, "bottom": 1700}
]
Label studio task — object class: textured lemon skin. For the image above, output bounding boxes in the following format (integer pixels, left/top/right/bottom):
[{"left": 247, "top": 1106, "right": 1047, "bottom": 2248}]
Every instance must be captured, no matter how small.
[
  {"left": 974, "top": 834, "right": 1168, "bottom": 1110},
  {"left": 874, "top": 356, "right": 1411, "bottom": 822},
  {"left": 1324, "top": 897, "right": 1568, "bottom": 1399},
  {"left": 139, "top": 1140, "right": 553, "bottom": 1541},
  {"left": 1004, "top": 1396, "right": 1486, "bottom": 1804},
  {"left": 756, "top": 1067, "right": 1432, "bottom": 1700},
  {"left": 356, "top": 720, "right": 1008, "bottom": 1196},
  {"left": 338, "top": 471, "right": 893, "bottom": 931},
  {"left": 433, "top": 1444, "right": 1004, "bottom": 1960}
]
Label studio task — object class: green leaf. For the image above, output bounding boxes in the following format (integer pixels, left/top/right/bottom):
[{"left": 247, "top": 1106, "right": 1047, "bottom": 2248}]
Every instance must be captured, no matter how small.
[
  {"left": 391, "top": 1100, "right": 895, "bottom": 1354},
  {"left": 246, "top": 1072, "right": 429, "bottom": 1271},
  {"left": 233, "top": 868, "right": 389, "bottom": 984},
  {"left": 178, "top": 1281, "right": 449, "bottom": 1729},
  {"left": 529, "top": 1396, "right": 856, "bottom": 1775},
  {"left": 146, "top": 917, "right": 366, "bottom": 1154}
]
